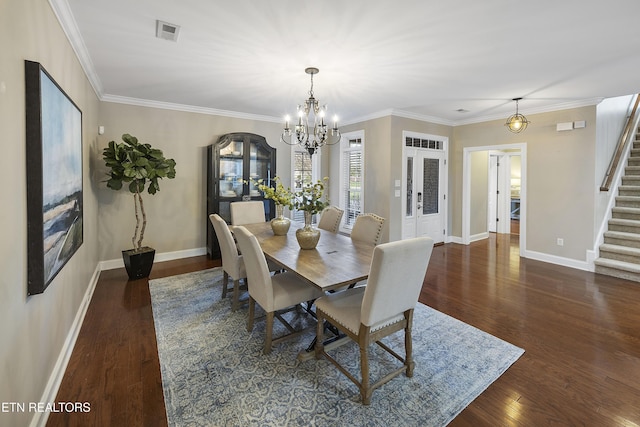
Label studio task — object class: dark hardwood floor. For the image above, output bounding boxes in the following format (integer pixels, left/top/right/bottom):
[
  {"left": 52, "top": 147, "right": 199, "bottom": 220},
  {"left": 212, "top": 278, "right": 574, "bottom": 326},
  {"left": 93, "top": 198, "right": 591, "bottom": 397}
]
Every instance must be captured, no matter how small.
[{"left": 48, "top": 234, "right": 640, "bottom": 426}]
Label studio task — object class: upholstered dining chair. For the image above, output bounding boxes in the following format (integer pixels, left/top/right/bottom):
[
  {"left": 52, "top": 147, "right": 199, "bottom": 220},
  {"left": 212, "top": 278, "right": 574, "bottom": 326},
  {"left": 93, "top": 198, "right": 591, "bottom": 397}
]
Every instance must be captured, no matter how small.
[
  {"left": 234, "top": 226, "right": 325, "bottom": 354},
  {"left": 314, "top": 236, "right": 435, "bottom": 405},
  {"left": 350, "top": 213, "right": 385, "bottom": 245},
  {"left": 317, "top": 205, "right": 344, "bottom": 233},
  {"left": 209, "top": 214, "right": 248, "bottom": 311},
  {"left": 230, "top": 200, "right": 266, "bottom": 225}
]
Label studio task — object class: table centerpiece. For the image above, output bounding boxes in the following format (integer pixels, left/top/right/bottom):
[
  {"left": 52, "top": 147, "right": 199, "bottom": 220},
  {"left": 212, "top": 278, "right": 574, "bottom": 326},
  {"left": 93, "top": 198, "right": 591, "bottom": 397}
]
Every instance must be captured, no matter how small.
[{"left": 293, "top": 177, "right": 329, "bottom": 249}]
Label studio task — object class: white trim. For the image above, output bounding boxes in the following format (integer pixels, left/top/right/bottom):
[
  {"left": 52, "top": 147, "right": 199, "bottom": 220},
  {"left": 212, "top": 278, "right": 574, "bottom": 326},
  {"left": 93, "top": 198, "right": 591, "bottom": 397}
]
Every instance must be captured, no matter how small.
[
  {"left": 344, "top": 98, "right": 605, "bottom": 127},
  {"left": 99, "top": 247, "right": 207, "bottom": 271},
  {"left": 101, "top": 95, "right": 280, "bottom": 123},
  {"left": 463, "top": 143, "right": 527, "bottom": 257},
  {"left": 523, "top": 249, "right": 591, "bottom": 271},
  {"left": 30, "top": 264, "right": 101, "bottom": 427},
  {"left": 470, "top": 231, "right": 490, "bottom": 243},
  {"left": 47, "top": 0, "right": 103, "bottom": 98}
]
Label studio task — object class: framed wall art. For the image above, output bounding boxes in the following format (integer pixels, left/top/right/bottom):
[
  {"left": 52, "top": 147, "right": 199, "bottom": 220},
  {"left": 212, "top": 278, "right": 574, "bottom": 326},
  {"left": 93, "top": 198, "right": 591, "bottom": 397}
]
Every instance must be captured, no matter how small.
[{"left": 25, "top": 60, "right": 83, "bottom": 295}]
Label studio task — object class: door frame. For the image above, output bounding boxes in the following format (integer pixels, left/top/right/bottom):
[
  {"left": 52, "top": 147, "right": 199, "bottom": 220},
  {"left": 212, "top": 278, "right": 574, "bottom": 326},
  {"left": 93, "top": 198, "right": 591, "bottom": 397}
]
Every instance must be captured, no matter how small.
[
  {"left": 462, "top": 143, "right": 527, "bottom": 256},
  {"left": 401, "top": 131, "right": 449, "bottom": 242}
]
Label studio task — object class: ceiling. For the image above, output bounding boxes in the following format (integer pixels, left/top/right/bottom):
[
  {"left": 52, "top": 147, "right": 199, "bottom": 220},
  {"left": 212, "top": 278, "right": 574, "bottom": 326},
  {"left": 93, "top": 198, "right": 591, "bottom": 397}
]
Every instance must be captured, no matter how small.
[{"left": 57, "top": 0, "right": 640, "bottom": 125}]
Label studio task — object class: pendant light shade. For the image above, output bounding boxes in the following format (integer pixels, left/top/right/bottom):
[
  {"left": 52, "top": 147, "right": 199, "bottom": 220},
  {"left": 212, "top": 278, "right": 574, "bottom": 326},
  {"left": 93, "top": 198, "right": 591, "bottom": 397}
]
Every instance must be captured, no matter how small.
[{"left": 505, "top": 98, "right": 530, "bottom": 133}]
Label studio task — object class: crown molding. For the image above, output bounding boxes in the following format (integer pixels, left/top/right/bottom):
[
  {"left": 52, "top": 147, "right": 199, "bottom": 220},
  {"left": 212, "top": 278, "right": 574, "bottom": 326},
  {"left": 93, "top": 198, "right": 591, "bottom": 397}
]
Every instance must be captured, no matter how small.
[
  {"left": 451, "top": 97, "right": 605, "bottom": 126},
  {"left": 101, "top": 94, "right": 282, "bottom": 123},
  {"left": 48, "top": 0, "right": 103, "bottom": 98}
]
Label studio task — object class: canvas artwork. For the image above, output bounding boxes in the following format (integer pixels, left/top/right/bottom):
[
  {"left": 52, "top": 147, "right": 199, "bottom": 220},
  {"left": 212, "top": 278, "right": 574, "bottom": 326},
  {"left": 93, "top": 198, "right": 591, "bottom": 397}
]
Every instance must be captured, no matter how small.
[{"left": 25, "top": 60, "right": 83, "bottom": 295}]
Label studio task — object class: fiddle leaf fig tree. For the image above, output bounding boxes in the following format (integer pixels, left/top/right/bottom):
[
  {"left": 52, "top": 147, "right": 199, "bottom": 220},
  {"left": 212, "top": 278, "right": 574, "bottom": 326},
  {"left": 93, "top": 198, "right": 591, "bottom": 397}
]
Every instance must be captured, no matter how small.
[{"left": 103, "top": 134, "right": 176, "bottom": 251}]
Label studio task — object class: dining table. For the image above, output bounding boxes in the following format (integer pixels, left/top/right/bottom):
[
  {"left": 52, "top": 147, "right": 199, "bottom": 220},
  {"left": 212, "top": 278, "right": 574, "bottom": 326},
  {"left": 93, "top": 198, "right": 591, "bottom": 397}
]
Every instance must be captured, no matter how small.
[
  {"left": 240, "top": 221, "right": 375, "bottom": 292},
  {"left": 239, "top": 221, "right": 376, "bottom": 360}
]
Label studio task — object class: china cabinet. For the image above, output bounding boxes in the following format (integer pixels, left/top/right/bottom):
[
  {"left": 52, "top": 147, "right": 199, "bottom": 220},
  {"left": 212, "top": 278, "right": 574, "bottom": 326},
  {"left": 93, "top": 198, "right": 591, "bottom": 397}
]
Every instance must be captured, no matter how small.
[{"left": 207, "top": 133, "right": 276, "bottom": 258}]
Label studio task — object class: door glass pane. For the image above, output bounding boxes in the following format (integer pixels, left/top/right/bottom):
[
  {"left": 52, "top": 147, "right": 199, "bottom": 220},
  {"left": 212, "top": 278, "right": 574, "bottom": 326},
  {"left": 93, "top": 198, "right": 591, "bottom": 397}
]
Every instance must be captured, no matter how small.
[
  {"left": 423, "top": 158, "right": 439, "bottom": 215},
  {"left": 219, "top": 139, "right": 243, "bottom": 197},
  {"left": 250, "top": 142, "right": 272, "bottom": 178},
  {"left": 406, "top": 157, "right": 413, "bottom": 216}
]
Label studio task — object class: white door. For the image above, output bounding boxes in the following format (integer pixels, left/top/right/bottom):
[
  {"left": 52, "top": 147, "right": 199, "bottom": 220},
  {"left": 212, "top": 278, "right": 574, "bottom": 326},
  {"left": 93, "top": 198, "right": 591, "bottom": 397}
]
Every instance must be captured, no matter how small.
[{"left": 402, "top": 145, "right": 447, "bottom": 243}]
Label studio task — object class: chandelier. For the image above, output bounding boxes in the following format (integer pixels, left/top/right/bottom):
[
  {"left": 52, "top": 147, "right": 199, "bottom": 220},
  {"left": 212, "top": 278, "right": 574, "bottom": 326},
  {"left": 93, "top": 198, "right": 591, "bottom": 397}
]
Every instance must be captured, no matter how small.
[
  {"left": 281, "top": 67, "right": 340, "bottom": 155},
  {"left": 505, "top": 97, "right": 530, "bottom": 133}
]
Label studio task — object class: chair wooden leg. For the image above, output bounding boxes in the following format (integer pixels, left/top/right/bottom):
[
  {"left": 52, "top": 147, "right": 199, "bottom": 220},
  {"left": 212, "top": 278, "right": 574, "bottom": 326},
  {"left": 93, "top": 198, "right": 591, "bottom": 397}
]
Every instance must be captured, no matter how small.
[
  {"left": 405, "top": 311, "right": 415, "bottom": 377},
  {"left": 247, "top": 297, "right": 255, "bottom": 332},
  {"left": 222, "top": 271, "right": 229, "bottom": 298},
  {"left": 264, "top": 311, "right": 274, "bottom": 354},
  {"left": 232, "top": 279, "right": 240, "bottom": 311},
  {"left": 360, "top": 344, "right": 372, "bottom": 405}
]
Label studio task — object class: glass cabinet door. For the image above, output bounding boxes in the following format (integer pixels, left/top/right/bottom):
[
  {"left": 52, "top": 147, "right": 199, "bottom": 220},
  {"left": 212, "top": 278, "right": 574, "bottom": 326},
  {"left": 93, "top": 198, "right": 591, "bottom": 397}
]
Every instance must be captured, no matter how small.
[
  {"left": 247, "top": 139, "right": 274, "bottom": 197},
  {"left": 218, "top": 137, "right": 244, "bottom": 199}
]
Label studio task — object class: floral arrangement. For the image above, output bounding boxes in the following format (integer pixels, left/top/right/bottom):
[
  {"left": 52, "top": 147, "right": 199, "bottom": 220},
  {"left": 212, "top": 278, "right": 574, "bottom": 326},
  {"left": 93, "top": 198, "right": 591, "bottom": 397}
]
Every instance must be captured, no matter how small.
[
  {"left": 250, "top": 176, "right": 294, "bottom": 209},
  {"left": 293, "top": 177, "right": 329, "bottom": 215}
]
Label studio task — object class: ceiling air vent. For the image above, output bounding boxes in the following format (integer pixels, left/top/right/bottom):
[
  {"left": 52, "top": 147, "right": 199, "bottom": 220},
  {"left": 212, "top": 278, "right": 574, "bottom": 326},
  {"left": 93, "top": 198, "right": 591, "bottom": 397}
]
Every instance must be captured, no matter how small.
[{"left": 156, "top": 20, "right": 180, "bottom": 42}]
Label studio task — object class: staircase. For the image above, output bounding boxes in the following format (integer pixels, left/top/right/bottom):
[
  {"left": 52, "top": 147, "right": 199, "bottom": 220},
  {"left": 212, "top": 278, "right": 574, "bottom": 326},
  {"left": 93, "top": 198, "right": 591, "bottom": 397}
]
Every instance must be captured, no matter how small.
[{"left": 595, "top": 126, "right": 640, "bottom": 282}]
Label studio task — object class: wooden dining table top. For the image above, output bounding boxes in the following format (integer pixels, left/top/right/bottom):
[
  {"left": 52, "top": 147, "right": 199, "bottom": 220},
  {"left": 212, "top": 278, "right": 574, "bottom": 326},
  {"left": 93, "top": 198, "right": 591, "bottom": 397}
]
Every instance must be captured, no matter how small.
[{"left": 240, "top": 221, "right": 375, "bottom": 291}]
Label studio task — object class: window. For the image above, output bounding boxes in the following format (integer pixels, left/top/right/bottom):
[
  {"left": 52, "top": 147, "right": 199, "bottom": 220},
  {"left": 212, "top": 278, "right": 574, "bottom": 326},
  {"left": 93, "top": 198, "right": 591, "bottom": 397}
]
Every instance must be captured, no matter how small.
[
  {"left": 405, "top": 136, "right": 443, "bottom": 150},
  {"left": 291, "top": 148, "right": 318, "bottom": 222},
  {"left": 339, "top": 131, "right": 364, "bottom": 231}
]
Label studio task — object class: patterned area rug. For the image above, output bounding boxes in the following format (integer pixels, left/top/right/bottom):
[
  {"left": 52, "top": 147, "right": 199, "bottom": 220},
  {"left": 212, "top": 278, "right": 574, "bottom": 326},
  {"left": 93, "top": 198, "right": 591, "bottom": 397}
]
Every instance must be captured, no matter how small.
[{"left": 149, "top": 268, "right": 524, "bottom": 427}]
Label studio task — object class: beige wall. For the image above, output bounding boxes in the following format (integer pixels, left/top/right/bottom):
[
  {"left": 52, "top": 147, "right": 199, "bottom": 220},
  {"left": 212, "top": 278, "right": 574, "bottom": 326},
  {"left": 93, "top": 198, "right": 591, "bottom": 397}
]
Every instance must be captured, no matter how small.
[
  {"left": 97, "top": 103, "right": 286, "bottom": 262},
  {"left": 452, "top": 106, "right": 598, "bottom": 261},
  {"left": 335, "top": 115, "right": 452, "bottom": 242},
  {"left": 0, "top": 1, "right": 100, "bottom": 425}
]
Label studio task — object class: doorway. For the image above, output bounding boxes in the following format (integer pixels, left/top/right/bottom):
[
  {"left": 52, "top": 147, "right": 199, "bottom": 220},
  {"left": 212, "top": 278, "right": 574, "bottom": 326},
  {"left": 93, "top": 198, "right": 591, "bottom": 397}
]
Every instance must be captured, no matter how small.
[
  {"left": 462, "top": 143, "right": 526, "bottom": 256},
  {"left": 488, "top": 151, "right": 521, "bottom": 234},
  {"left": 401, "top": 132, "right": 448, "bottom": 244}
]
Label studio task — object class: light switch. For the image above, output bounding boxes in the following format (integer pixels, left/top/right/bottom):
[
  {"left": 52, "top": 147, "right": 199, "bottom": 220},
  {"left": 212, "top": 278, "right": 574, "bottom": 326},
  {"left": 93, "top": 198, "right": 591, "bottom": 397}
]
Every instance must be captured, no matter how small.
[{"left": 394, "top": 190, "right": 401, "bottom": 197}]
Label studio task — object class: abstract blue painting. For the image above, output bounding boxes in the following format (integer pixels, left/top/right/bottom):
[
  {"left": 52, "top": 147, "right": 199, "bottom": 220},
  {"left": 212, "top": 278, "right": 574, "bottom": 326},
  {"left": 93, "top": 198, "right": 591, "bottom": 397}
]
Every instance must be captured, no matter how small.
[{"left": 25, "top": 61, "right": 83, "bottom": 295}]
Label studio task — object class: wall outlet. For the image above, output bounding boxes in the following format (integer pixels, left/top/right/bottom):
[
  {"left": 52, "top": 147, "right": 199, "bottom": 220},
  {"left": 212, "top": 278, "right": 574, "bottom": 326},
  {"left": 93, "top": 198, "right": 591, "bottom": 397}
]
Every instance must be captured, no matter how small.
[{"left": 557, "top": 238, "right": 564, "bottom": 246}]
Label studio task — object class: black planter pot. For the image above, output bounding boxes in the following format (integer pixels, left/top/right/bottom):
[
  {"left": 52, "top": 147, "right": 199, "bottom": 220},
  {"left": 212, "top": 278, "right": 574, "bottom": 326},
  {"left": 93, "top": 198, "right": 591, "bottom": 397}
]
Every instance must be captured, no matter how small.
[{"left": 122, "top": 246, "right": 155, "bottom": 280}]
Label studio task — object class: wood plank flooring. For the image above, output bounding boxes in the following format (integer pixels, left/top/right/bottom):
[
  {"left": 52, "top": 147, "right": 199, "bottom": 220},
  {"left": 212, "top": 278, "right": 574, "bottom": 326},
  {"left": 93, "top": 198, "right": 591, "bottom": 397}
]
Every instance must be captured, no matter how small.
[{"left": 48, "top": 234, "right": 640, "bottom": 426}]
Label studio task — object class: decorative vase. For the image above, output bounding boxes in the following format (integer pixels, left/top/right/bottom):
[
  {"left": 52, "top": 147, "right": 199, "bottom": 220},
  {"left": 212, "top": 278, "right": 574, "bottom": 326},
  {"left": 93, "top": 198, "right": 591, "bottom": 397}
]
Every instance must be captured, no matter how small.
[
  {"left": 296, "top": 211, "right": 321, "bottom": 249},
  {"left": 271, "top": 205, "right": 291, "bottom": 235}
]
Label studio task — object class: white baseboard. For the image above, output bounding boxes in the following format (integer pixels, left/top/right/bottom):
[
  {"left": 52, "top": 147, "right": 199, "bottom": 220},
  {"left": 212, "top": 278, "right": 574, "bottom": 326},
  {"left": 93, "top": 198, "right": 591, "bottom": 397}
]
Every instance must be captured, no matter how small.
[
  {"left": 32, "top": 246, "right": 208, "bottom": 426},
  {"left": 99, "top": 247, "right": 208, "bottom": 271},
  {"left": 522, "top": 249, "right": 591, "bottom": 271},
  {"left": 470, "top": 232, "right": 489, "bottom": 243},
  {"left": 30, "top": 264, "right": 101, "bottom": 427}
]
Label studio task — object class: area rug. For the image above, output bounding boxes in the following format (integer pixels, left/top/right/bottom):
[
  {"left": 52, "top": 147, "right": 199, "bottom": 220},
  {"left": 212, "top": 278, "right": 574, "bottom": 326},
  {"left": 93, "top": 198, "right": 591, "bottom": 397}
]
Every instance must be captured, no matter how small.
[{"left": 149, "top": 268, "right": 524, "bottom": 427}]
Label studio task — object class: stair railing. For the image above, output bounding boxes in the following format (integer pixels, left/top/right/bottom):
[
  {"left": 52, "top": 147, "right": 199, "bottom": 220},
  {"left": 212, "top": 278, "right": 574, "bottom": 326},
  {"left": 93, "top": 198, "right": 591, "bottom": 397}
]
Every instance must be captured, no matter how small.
[{"left": 600, "top": 94, "right": 640, "bottom": 191}]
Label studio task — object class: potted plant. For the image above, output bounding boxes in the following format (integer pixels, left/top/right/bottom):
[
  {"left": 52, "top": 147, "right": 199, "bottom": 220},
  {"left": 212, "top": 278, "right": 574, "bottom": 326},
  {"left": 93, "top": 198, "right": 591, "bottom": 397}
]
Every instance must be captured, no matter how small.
[
  {"left": 293, "top": 177, "right": 329, "bottom": 249},
  {"left": 251, "top": 176, "right": 294, "bottom": 235},
  {"left": 102, "top": 134, "right": 176, "bottom": 279}
]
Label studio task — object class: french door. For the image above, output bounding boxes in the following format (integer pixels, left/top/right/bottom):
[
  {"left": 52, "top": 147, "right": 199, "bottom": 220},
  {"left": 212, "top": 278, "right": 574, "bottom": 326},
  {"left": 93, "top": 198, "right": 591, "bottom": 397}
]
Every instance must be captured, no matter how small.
[{"left": 402, "top": 134, "right": 447, "bottom": 244}]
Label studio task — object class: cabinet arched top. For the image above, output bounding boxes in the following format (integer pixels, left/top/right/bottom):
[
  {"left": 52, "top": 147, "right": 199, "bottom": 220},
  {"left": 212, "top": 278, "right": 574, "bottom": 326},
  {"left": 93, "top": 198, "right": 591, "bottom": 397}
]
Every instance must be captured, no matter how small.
[{"left": 215, "top": 132, "right": 275, "bottom": 151}]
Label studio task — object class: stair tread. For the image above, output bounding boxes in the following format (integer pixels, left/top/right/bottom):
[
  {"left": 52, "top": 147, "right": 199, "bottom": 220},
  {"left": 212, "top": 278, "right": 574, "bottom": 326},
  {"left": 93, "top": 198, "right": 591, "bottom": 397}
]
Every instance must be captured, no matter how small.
[
  {"left": 612, "top": 206, "right": 640, "bottom": 212},
  {"left": 594, "top": 258, "right": 640, "bottom": 273},
  {"left": 604, "top": 230, "right": 640, "bottom": 240},
  {"left": 599, "top": 243, "right": 640, "bottom": 255},
  {"left": 609, "top": 218, "right": 640, "bottom": 225},
  {"left": 616, "top": 195, "right": 640, "bottom": 200}
]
